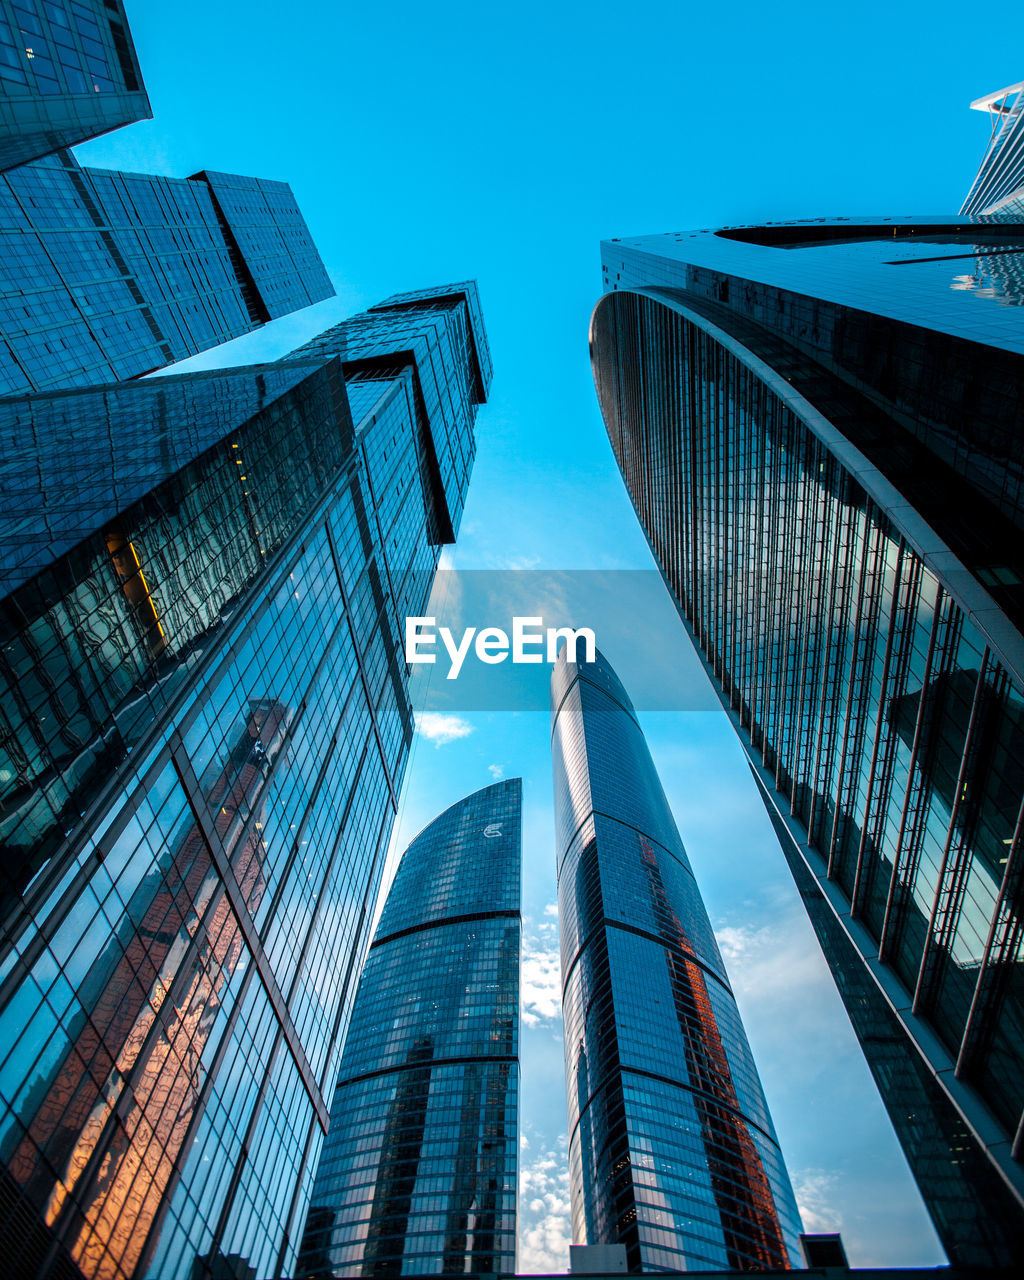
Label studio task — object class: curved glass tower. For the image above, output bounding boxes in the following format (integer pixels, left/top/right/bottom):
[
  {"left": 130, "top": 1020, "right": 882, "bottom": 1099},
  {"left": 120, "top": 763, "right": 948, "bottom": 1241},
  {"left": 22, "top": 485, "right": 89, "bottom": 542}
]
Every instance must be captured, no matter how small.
[
  {"left": 297, "top": 779, "right": 521, "bottom": 1279},
  {"left": 551, "top": 649, "right": 801, "bottom": 1273},
  {"left": 590, "top": 222, "right": 1024, "bottom": 1266},
  {"left": 961, "top": 82, "right": 1024, "bottom": 216}
]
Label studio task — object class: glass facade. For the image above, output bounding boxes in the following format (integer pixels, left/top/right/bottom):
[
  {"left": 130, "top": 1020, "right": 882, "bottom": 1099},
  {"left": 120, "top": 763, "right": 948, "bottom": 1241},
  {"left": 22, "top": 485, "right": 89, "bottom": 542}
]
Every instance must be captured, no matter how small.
[
  {"left": 590, "top": 223, "right": 1024, "bottom": 1266},
  {"left": 961, "top": 82, "right": 1024, "bottom": 217},
  {"left": 550, "top": 648, "right": 802, "bottom": 1273},
  {"left": 0, "top": 283, "right": 490, "bottom": 1279},
  {"left": 0, "top": 149, "right": 333, "bottom": 395},
  {"left": 0, "top": 0, "right": 150, "bottom": 173},
  {"left": 297, "top": 779, "right": 521, "bottom": 1279}
]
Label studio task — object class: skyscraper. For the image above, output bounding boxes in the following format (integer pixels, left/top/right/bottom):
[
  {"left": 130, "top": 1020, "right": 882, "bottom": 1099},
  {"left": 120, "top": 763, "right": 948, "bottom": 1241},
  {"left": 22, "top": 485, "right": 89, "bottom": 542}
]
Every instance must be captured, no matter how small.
[
  {"left": 0, "top": 0, "right": 150, "bottom": 173},
  {"left": 0, "top": 150, "right": 333, "bottom": 394},
  {"left": 297, "top": 779, "right": 521, "bottom": 1279},
  {"left": 961, "top": 81, "right": 1024, "bottom": 216},
  {"left": 550, "top": 647, "right": 802, "bottom": 1273},
  {"left": 0, "top": 282, "right": 490, "bottom": 1280},
  {"left": 590, "top": 220, "right": 1024, "bottom": 1266}
]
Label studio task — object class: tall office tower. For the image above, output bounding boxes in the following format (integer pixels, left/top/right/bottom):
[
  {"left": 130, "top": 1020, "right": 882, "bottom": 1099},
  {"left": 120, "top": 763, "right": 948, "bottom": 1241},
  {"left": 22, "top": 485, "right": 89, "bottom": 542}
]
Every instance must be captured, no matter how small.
[
  {"left": 550, "top": 648, "right": 802, "bottom": 1273},
  {"left": 0, "top": 151, "right": 333, "bottom": 394},
  {"left": 0, "top": 0, "right": 150, "bottom": 173},
  {"left": 961, "top": 81, "right": 1024, "bottom": 216},
  {"left": 0, "top": 282, "right": 489, "bottom": 1280},
  {"left": 297, "top": 779, "right": 521, "bottom": 1279},
  {"left": 590, "top": 221, "right": 1024, "bottom": 1267}
]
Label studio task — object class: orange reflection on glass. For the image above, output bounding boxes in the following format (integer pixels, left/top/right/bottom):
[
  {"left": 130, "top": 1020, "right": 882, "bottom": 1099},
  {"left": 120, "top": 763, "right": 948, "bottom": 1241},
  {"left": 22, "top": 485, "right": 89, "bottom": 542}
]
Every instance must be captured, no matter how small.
[
  {"left": 638, "top": 833, "right": 790, "bottom": 1270},
  {"left": 9, "top": 702, "right": 289, "bottom": 1279}
]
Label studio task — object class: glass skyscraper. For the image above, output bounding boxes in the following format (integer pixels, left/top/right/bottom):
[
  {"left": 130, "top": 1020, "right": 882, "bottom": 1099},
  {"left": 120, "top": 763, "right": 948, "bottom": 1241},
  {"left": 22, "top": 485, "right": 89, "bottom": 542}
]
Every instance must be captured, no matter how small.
[
  {"left": 550, "top": 647, "right": 802, "bottom": 1273},
  {"left": 590, "top": 219, "right": 1024, "bottom": 1266},
  {"left": 0, "top": 0, "right": 150, "bottom": 173},
  {"left": 297, "top": 778, "right": 521, "bottom": 1279},
  {"left": 961, "top": 81, "right": 1024, "bottom": 216},
  {"left": 0, "top": 150, "right": 333, "bottom": 394},
  {"left": 0, "top": 282, "right": 489, "bottom": 1280}
]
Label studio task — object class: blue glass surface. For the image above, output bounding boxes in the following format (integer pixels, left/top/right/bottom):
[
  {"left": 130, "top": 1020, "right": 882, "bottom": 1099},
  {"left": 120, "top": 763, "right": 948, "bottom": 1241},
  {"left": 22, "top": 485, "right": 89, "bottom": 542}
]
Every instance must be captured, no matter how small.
[
  {"left": 0, "top": 150, "right": 333, "bottom": 394},
  {"left": 552, "top": 649, "right": 802, "bottom": 1272},
  {"left": 297, "top": 779, "right": 521, "bottom": 1279},
  {"left": 590, "top": 239, "right": 1024, "bottom": 1266},
  {"left": 0, "top": 0, "right": 150, "bottom": 173},
  {"left": 0, "top": 285, "right": 489, "bottom": 1279}
]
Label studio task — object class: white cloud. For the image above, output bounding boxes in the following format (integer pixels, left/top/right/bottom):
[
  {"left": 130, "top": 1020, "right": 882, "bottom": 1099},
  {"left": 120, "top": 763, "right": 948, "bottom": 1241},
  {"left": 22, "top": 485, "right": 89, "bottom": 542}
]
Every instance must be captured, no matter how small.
[
  {"left": 715, "top": 921, "right": 823, "bottom": 1002},
  {"left": 716, "top": 923, "right": 767, "bottom": 965},
  {"left": 543, "top": 902, "right": 559, "bottom": 918},
  {"left": 518, "top": 1148, "right": 572, "bottom": 1273},
  {"left": 521, "top": 939, "right": 562, "bottom": 1028},
  {"left": 415, "top": 712, "right": 474, "bottom": 746},
  {"left": 792, "top": 1167, "right": 843, "bottom": 1235},
  {"left": 489, "top": 763, "right": 505, "bottom": 779}
]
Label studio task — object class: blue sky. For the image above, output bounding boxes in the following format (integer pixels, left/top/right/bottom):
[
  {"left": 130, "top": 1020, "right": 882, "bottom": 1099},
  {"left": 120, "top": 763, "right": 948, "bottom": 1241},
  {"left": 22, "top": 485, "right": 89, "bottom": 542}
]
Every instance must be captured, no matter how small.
[{"left": 76, "top": 1, "right": 1024, "bottom": 1268}]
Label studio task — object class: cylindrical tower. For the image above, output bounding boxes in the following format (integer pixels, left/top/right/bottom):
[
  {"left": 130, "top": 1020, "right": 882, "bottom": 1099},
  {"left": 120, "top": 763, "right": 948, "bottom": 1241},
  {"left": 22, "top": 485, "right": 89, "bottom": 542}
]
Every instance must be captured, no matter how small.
[
  {"left": 551, "top": 648, "right": 802, "bottom": 1272},
  {"left": 297, "top": 778, "right": 522, "bottom": 1278}
]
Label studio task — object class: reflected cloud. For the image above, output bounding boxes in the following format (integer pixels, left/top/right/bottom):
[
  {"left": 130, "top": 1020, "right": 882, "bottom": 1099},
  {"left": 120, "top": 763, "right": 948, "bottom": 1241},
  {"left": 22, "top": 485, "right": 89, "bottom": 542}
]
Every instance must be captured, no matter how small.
[{"left": 522, "top": 937, "right": 562, "bottom": 1028}]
